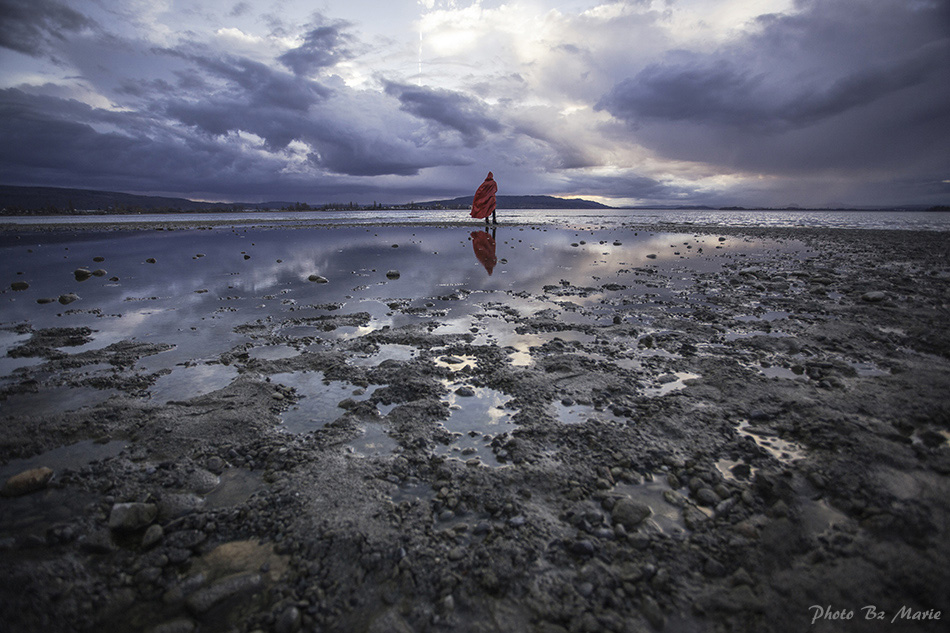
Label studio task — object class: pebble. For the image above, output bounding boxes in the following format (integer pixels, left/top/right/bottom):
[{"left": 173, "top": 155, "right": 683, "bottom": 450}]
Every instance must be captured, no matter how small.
[
  {"left": 74, "top": 268, "right": 92, "bottom": 281},
  {"left": 2, "top": 467, "right": 53, "bottom": 497},
  {"left": 307, "top": 274, "right": 329, "bottom": 283},
  {"left": 58, "top": 293, "right": 79, "bottom": 305},
  {"left": 861, "top": 291, "right": 886, "bottom": 302},
  {"left": 10, "top": 281, "right": 29, "bottom": 291},
  {"left": 386, "top": 270, "right": 401, "bottom": 279},
  {"left": 142, "top": 524, "right": 164, "bottom": 548},
  {"left": 108, "top": 502, "right": 158, "bottom": 531},
  {"left": 275, "top": 606, "right": 302, "bottom": 633},
  {"left": 146, "top": 258, "right": 157, "bottom": 264},
  {"left": 695, "top": 487, "right": 720, "bottom": 506},
  {"left": 571, "top": 539, "right": 595, "bottom": 556},
  {"left": 455, "top": 386, "right": 476, "bottom": 397}
]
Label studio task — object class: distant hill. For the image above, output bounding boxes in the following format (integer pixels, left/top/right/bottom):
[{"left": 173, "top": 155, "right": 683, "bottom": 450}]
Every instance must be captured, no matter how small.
[
  {"left": 0, "top": 185, "right": 296, "bottom": 214},
  {"left": 419, "top": 194, "right": 612, "bottom": 209}
]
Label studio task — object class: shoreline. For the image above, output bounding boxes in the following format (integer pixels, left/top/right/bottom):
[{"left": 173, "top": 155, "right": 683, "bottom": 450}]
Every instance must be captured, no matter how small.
[{"left": 1, "top": 222, "right": 948, "bottom": 632}]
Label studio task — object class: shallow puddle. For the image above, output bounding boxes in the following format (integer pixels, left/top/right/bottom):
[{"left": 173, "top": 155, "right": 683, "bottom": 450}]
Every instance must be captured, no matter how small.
[
  {"left": 147, "top": 363, "right": 238, "bottom": 403},
  {"left": 554, "top": 400, "right": 606, "bottom": 425},
  {"left": 614, "top": 477, "right": 690, "bottom": 535},
  {"left": 272, "top": 371, "right": 370, "bottom": 433},
  {"left": 735, "top": 419, "right": 806, "bottom": 464},
  {"left": 643, "top": 372, "right": 701, "bottom": 397},
  {"left": 437, "top": 382, "right": 511, "bottom": 466},
  {"left": 345, "top": 422, "right": 398, "bottom": 457},
  {"left": 0, "top": 384, "right": 119, "bottom": 418},
  {"left": 0, "top": 439, "right": 127, "bottom": 481},
  {"left": 203, "top": 468, "right": 265, "bottom": 508},
  {"left": 349, "top": 344, "right": 417, "bottom": 367},
  {"left": 247, "top": 344, "right": 300, "bottom": 361}
]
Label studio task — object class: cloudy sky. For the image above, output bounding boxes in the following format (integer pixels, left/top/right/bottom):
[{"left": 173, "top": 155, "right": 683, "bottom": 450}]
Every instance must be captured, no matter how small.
[{"left": 1, "top": 0, "right": 947, "bottom": 207}]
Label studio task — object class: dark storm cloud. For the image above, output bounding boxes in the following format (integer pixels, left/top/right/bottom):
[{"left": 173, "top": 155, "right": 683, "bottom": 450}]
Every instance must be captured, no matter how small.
[
  {"left": 166, "top": 47, "right": 331, "bottom": 110},
  {"left": 0, "top": 87, "right": 444, "bottom": 196},
  {"left": 597, "top": 43, "right": 942, "bottom": 132},
  {"left": 384, "top": 82, "right": 502, "bottom": 146},
  {"left": 0, "top": 0, "right": 94, "bottom": 57},
  {"left": 595, "top": 0, "right": 950, "bottom": 180},
  {"left": 279, "top": 24, "right": 354, "bottom": 76},
  {"left": 0, "top": 88, "right": 247, "bottom": 192}
]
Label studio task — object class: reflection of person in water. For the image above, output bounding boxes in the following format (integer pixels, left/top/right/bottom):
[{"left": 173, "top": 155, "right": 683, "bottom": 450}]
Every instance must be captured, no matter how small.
[
  {"left": 470, "top": 171, "right": 497, "bottom": 226},
  {"left": 471, "top": 228, "right": 497, "bottom": 275}
]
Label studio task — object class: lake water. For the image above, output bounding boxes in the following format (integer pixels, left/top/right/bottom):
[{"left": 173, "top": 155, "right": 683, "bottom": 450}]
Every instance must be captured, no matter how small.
[
  {"left": 2, "top": 208, "right": 949, "bottom": 231},
  {"left": 0, "top": 223, "right": 803, "bottom": 418}
]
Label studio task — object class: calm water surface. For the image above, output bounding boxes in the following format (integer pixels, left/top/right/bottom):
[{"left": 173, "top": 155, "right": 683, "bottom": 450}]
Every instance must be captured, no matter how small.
[{"left": 2, "top": 208, "right": 949, "bottom": 231}]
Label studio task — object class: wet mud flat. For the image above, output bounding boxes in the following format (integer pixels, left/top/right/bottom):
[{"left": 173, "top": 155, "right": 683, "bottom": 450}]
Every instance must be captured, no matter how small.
[{"left": 0, "top": 221, "right": 949, "bottom": 633}]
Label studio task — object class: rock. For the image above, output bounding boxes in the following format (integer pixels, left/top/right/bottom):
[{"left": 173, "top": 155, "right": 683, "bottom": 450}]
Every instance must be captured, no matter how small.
[
  {"left": 108, "top": 502, "right": 158, "bottom": 531},
  {"left": 646, "top": 254, "right": 657, "bottom": 259},
  {"left": 10, "top": 281, "right": 29, "bottom": 291},
  {"left": 308, "top": 274, "right": 329, "bottom": 283},
  {"left": 206, "top": 456, "right": 225, "bottom": 474},
  {"left": 74, "top": 268, "right": 92, "bottom": 281},
  {"left": 571, "top": 539, "right": 595, "bottom": 556},
  {"left": 37, "top": 297, "right": 56, "bottom": 304},
  {"left": 58, "top": 293, "right": 79, "bottom": 305},
  {"left": 142, "top": 524, "right": 164, "bottom": 548},
  {"left": 185, "top": 572, "right": 263, "bottom": 614},
  {"left": 275, "top": 606, "right": 302, "bottom": 633},
  {"left": 386, "top": 270, "right": 401, "bottom": 279},
  {"left": 92, "top": 269, "right": 107, "bottom": 277},
  {"left": 1, "top": 467, "right": 53, "bottom": 496},
  {"left": 695, "top": 487, "right": 720, "bottom": 506},
  {"left": 93, "top": 256, "right": 105, "bottom": 262},
  {"left": 441, "top": 355, "right": 464, "bottom": 364},
  {"left": 611, "top": 497, "right": 652, "bottom": 530},
  {"left": 861, "top": 291, "right": 886, "bottom": 302},
  {"left": 146, "top": 258, "right": 157, "bottom": 264},
  {"left": 455, "top": 386, "right": 476, "bottom": 397}
]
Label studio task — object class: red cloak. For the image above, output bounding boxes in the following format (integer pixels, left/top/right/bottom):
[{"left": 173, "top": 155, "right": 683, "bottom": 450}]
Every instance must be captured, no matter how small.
[{"left": 470, "top": 172, "right": 497, "bottom": 219}]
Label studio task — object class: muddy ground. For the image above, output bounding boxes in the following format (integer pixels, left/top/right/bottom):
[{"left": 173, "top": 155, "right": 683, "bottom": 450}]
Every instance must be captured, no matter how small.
[{"left": 1, "top": 223, "right": 948, "bottom": 633}]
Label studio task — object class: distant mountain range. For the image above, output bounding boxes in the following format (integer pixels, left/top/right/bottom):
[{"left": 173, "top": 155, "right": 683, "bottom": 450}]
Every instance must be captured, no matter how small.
[
  {"left": 0, "top": 185, "right": 286, "bottom": 214},
  {"left": 0, "top": 185, "right": 613, "bottom": 213}
]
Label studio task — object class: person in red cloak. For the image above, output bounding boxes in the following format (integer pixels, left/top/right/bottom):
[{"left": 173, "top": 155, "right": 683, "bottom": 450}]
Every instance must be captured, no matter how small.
[
  {"left": 470, "top": 171, "right": 497, "bottom": 225},
  {"left": 471, "top": 228, "right": 497, "bottom": 275}
]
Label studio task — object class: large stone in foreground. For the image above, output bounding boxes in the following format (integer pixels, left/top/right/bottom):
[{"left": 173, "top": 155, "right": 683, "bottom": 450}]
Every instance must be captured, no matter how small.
[
  {"left": 1, "top": 467, "right": 53, "bottom": 497},
  {"left": 612, "top": 497, "right": 652, "bottom": 530}
]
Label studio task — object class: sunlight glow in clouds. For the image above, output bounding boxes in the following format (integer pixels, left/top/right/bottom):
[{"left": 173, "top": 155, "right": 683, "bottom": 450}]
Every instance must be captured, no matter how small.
[{"left": 0, "top": 0, "right": 947, "bottom": 207}]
